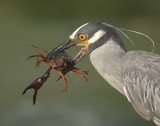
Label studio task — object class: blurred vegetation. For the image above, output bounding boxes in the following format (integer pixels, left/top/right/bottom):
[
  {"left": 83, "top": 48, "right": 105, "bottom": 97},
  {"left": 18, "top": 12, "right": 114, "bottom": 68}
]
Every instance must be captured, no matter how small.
[{"left": 0, "top": 0, "right": 160, "bottom": 126}]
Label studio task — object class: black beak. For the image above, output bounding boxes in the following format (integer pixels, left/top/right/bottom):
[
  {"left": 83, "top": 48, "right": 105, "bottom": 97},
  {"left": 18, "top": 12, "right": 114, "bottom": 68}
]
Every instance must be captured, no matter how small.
[
  {"left": 46, "top": 39, "right": 88, "bottom": 65},
  {"left": 46, "top": 40, "right": 76, "bottom": 59}
]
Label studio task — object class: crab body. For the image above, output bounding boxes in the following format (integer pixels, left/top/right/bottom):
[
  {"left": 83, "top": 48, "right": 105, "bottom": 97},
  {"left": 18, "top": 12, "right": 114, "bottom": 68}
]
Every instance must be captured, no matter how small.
[{"left": 22, "top": 45, "right": 88, "bottom": 104}]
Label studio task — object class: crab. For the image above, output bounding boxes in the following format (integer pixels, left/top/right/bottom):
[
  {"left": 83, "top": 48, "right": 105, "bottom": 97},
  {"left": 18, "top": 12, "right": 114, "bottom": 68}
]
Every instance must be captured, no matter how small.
[{"left": 22, "top": 45, "right": 88, "bottom": 104}]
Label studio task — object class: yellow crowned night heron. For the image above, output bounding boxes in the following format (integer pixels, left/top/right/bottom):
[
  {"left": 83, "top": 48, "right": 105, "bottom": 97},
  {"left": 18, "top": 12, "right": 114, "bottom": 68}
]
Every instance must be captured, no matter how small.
[{"left": 46, "top": 21, "right": 160, "bottom": 125}]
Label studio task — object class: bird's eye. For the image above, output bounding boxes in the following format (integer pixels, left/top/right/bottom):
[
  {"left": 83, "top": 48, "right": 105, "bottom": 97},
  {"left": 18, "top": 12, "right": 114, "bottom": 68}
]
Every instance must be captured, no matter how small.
[{"left": 78, "top": 33, "right": 87, "bottom": 41}]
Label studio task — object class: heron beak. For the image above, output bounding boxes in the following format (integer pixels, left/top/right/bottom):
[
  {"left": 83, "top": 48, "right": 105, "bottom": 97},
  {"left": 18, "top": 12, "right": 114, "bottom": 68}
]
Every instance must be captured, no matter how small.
[
  {"left": 76, "top": 41, "right": 89, "bottom": 49},
  {"left": 46, "top": 39, "right": 89, "bottom": 64},
  {"left": 46, "top": 40, "right": 76, "bottom": 59},
  {"left": 73, "top": 40, "right": 89, "bottom": 64}
]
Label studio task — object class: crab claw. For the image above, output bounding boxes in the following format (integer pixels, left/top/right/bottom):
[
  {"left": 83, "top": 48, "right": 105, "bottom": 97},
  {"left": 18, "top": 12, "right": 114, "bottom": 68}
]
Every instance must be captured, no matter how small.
[
  {"left": 22, "top": 67, "right": 51, "bottom": 105},
  {"left": 22, "top": 77, "right": 44, "bottom": 104}
]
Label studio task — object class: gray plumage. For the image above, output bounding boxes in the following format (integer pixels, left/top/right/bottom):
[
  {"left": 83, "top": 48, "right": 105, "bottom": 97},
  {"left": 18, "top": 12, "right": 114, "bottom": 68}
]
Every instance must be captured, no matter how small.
[
  {"left": 122, "top": 51, "right": 160, "bottom": 125},
  {"left": 70, "top": 22, "right": 160, "bottom": 125}
]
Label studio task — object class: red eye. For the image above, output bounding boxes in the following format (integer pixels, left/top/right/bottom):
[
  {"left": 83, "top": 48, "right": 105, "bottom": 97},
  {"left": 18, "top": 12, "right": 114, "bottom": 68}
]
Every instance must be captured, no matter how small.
[{"left": 78, "top": 33, "right": 87, "bottom": 41}]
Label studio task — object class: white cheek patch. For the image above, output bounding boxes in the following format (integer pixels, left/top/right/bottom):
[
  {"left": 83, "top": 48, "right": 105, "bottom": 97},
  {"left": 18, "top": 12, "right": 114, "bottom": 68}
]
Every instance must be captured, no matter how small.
[
  {"left": 69, "top": 23, "right": 89, "bottom": 39},
  {"left": 88, "top": 30, "right": 106, "bottom": 44}
]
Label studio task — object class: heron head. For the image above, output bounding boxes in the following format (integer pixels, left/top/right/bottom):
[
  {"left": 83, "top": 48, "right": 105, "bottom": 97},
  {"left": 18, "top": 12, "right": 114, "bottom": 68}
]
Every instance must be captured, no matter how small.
[{"left": 46, "top": 21, "right": 123, "bottom": 63}]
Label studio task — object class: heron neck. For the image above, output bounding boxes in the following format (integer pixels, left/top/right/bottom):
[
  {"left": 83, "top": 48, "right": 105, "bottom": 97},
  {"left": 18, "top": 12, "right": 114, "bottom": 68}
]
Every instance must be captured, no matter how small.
[{"left": 89, "top": 39, "right": 126, "bottom": 95}]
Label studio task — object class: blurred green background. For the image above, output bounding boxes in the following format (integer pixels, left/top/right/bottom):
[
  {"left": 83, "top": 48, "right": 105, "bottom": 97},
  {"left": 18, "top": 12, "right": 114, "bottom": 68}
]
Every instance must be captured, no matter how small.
[{"left": 0, "top": 0, "right": 160, "bottom": 126}]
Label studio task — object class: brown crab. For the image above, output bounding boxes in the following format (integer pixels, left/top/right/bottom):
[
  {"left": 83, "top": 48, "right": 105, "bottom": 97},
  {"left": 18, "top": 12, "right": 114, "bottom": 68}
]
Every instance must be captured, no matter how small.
[{"left": 22, "top": 45, "right": 88, "bottom": 104}]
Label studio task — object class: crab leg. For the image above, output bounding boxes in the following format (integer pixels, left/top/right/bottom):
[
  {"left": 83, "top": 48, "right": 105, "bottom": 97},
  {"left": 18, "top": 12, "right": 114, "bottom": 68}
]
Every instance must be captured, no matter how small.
[
  {"left": 59, "top": 71, "right": 68, "bottom": 92},
  {"left": 27, "top": 53, "right": 46, "bottom": 60},
  {"left": 70, "top": 71, "right": 88, "bottom": 81},
  {"left": 32, "top": 45, "right": 48, "bottom": 55},
  {"left": 56, "top": 67, "right": 88, "bottom": 81},
  {"left": 28, "top": 54, "right": 49, "bottom": 67},
  {"left": 70, "top": 67, "right": 88, "bottom": 74}
]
